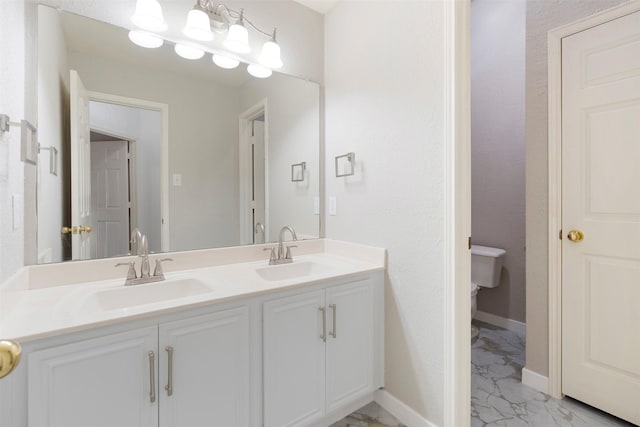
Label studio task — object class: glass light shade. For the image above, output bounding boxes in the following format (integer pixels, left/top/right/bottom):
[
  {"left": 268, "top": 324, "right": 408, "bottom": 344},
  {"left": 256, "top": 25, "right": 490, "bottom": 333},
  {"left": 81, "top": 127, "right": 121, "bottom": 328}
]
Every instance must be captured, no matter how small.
[
  {"left": 131, "top": 0, "right": 168, "bottom": 32},
  {"left": 128, "top": 30, "right": 163, "bottom": 49},
  {"left": 183, "top": 9, "right": 214, "bottom": 41},
  {"left": 258, "top": 40, "right": 283, "bottom": 69},
  {"left": 224, "top": 23, "right": 250, "bottom": 53},
  {"left": 212, "top": 54, "right": 240, "bottom": 69},
  {"left": 247, "top": 64, "right": 272, "bottom": 79},
  {"left": 174, "top": 44, "right": 205, "bottom": 60}
]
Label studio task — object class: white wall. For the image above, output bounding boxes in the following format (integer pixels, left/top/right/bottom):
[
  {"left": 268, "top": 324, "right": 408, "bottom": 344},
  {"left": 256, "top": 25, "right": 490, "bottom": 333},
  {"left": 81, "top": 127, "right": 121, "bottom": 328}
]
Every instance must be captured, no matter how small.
[
  {"left": 471, "top": 0, "right": 526, "bottom": 323},
  {"left": 325, "top": 1, "right": 446, "bottom": 424},
  {"left": 89, "top": 102, "right": 162, "bottom": 253},
  {"left": 37, "top": 6, "right": 70, "bottom": 264},
  {"left": 240, "top": 74, "right": 320, "bottom": 241},
  {"left": 69, "top": 51, "right": 241, "bottom": 251},
  {"left": 525, "top": 0, "right": 629, "bottom": 378}
]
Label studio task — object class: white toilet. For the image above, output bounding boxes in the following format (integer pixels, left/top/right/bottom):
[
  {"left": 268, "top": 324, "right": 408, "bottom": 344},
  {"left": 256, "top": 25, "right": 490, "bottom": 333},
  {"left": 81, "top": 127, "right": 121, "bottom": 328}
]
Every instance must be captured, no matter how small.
[{"left": 470, "top": 245, "right": 506, "bottom": 340}]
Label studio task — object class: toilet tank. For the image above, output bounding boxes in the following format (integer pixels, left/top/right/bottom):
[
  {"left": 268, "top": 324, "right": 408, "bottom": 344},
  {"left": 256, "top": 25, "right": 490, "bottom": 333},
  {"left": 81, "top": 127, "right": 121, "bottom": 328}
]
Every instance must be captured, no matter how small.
[{"left": 471, "top": 245, "right": 506, "bottom": 288}]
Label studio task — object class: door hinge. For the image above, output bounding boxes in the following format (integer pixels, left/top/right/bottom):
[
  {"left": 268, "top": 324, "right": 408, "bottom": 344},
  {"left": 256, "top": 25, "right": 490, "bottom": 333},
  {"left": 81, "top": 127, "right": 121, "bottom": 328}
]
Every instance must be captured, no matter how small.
[
  {"left": 559, "top": 229, "right": 563, "bottom": 240},
  {"left": 250, "top": 201, "right": 256, "bottom": 209},
  {"left": 468, "top": 236, "right": 472, "bottom": 250}
]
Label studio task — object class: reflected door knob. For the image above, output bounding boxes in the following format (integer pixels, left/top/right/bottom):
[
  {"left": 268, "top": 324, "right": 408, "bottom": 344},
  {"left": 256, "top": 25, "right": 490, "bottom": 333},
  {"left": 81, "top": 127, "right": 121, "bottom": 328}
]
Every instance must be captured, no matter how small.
[
  {"left": 0, "top": 340, "right": 22, "bottom": 379},
  {"left": 567, "top": 230, "right": 584, "bottom": 242}
]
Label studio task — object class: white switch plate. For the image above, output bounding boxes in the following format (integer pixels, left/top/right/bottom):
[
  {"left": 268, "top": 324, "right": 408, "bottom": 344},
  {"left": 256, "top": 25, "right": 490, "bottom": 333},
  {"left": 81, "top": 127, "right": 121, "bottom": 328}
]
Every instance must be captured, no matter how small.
[
  {"left": 313, "top": 197, "right": 320, "bottom": 215},
  {"left": 329, "top": 196, "right": 337, "bottom": 216},
  {"left": 172, "top": 173, "right": 182, "bottom": 186}
]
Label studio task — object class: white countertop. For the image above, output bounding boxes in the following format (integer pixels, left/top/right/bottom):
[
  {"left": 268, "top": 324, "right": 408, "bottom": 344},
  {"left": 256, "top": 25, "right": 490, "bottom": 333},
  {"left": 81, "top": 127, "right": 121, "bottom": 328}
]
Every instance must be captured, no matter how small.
[{"left": 0, "top": 240, "right": 385, "bottom": 342}]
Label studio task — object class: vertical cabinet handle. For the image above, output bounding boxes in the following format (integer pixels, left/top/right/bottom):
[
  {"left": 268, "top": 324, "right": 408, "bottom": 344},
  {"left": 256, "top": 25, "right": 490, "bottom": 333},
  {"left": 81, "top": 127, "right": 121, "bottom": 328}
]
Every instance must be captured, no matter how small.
[
  {"left": 319, "top": 307, "right": 326, "bottom": 342},
  {"left": 148, "top": 351, "right": 156, "bottom": 403},
  {"left": 329, "top": 304, "right": 337, "bottom": 338},
  {"left": 165, "top": 346, "right": 173, "bottom": 396}
]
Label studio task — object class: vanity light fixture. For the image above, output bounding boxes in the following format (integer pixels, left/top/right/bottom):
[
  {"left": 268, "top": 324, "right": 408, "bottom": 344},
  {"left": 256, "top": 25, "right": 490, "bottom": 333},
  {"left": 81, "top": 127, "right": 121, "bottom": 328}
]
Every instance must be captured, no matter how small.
[
  {"left": 212, "top": 54, "right": 240, "bottom": 69},
  {"left": 128, "top": 30, "right": 164, "bottom": 48},
  {"left": 174, "top": 43, "right": 205, "bottom": 60},
  {"left": 131, "top": 0, "right": 168, "bottom": 32},
  {"left": 247, "top": 64, "right": 272, "bottom": 79},
  {"left": 183, "top": 7, "right": 214, "bottom": 41}
]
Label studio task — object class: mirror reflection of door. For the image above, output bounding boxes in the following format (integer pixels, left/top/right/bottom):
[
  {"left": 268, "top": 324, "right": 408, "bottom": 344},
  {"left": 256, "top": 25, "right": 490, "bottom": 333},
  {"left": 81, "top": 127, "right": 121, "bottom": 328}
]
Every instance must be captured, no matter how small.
[
  {"left": 252, "top": 116, "right": 266, "bottom": 243},
  {"left": 89, "top": 132, "right": 132, "bottom": 259}
]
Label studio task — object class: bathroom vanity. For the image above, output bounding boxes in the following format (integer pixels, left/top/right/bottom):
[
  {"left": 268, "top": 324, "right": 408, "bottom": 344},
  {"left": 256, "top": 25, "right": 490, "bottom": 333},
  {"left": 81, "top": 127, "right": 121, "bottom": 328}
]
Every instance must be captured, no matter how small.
[{"left": 0, "top": 240, "right": 385, "bottom": 427}]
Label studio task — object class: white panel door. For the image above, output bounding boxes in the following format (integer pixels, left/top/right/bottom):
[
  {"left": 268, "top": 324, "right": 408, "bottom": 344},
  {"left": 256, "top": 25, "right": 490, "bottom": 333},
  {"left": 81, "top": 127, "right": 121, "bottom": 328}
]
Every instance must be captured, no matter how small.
[
  {"left": 325, "top": 279, "right": 374, "bottom": 413},
  {"left": 562, "top": 10, "right": 640, "bottom": 425},
  {"left": 90, "top": 140, "right": 130, "bottom": 258},
  {"left": 158, "top": 307, "right": 250, "bottom": 427},
  {"left": 28, "top": 327, "right": 158, "bottom": 427},
  {"left": 69, "top": 70, "right": 93, "bottom": 260},
  {"left": 263, "top": 291, "right": 326, "bottom": 427}
]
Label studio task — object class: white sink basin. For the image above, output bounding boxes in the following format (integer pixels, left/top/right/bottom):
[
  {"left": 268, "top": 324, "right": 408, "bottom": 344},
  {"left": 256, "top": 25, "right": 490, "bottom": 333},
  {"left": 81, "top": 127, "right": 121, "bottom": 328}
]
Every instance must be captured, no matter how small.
[
  {"left": 256, "top": 261, "right": 334, "bottom": 282},
  {"left": 85, "top": 278, "right": 213, "bottom": 312}
]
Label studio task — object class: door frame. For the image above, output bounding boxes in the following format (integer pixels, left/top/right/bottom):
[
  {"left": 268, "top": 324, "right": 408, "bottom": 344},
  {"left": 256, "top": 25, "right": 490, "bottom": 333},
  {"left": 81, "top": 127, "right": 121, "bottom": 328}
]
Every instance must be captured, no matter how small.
[
  {"left": 238, "top": 99, "right": 269, "bottom": 245},
  {"left": 547, "top": 0, "right": 640, "bottom": 400},
  {"left": 87, "top": 91, "right": 170, "bottom": 252}
]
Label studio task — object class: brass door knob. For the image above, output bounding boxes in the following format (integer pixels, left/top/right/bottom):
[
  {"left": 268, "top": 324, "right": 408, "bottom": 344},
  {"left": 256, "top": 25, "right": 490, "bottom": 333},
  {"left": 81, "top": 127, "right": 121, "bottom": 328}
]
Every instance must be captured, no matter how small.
[
  {"left": 567, "top": 230, "right": 584, "bottom": 242},
  {"left": 61, "top": 226, "right": 92, "bottom": 234},
  {"left": 78, "top": 226, "right": 92, "bottom": 234},
  {"left": 0, "top": 340, "right": 21, "bottom": 379}
]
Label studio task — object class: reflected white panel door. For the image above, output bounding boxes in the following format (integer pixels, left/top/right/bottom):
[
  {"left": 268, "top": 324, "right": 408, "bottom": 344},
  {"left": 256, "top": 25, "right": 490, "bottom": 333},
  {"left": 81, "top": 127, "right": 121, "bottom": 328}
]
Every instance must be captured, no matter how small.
[
  {"left": 90, "top": 140, "right": 130, "bottom": 258},
  {"left": 28, "top": 327, "right": 158, "bottom": 427},
  {"left": 562, "top": 10, "right": 640, "bottom": 425},
  {"left": 70, "top": 70, "right": 93, "bottom": 260},
  {"left": 253, "top": 119, "right": 266, "bottom": 243},
  {"left": 158, "top": 307, "right": 250, "bottom": 427}
]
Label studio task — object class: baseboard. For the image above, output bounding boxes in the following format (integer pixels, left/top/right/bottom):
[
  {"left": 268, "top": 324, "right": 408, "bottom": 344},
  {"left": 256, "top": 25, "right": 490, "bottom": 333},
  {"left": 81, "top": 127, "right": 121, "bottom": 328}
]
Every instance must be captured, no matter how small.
[
  {"left": 374, "top": 389, "right": 438, "bottom": 427},
  {"left": 521, "top": 367, "right": 549, "bottom": 394},
  {"left": 475, "top": 310, "right": 526, "bottom": 336}
]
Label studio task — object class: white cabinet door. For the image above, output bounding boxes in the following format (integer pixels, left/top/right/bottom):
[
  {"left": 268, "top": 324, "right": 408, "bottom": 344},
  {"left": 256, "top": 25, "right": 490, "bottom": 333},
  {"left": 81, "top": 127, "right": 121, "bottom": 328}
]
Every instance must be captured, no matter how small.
[
  {"left": 263, "top": 291, "right": 326, "bottom": 427},
  {"left": 28, "top": 327, "right": 158, "bottom": 427},
  {"left": 325, "top": 279, "right": 374, "bottom": 412},
  {"left": 158, "top": 307, "right": 250, "bottom": 427}
]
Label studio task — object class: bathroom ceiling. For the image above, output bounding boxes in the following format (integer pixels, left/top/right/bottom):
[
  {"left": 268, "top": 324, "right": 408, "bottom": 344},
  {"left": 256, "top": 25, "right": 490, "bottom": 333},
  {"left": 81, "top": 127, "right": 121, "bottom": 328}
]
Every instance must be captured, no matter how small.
[{"left": 293, "top": 0, "right": 340, "bottom": 14}]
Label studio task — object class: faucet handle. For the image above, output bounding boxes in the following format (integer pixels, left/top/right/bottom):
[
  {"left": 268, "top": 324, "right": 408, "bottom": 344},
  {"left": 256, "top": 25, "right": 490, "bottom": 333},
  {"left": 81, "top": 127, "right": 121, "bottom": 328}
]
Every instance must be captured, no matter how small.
[
  {"left": 153, "top": 258, "right": 173, "bottom": 277},
  {"left": 285, "top": 245, "right": 298, "bottom": 260},
  {"left": 263, "top": 247, "right": 277, "bottom": 264},
  {"left": 115, "top": 262, "right": 137, "bottom": 281}
]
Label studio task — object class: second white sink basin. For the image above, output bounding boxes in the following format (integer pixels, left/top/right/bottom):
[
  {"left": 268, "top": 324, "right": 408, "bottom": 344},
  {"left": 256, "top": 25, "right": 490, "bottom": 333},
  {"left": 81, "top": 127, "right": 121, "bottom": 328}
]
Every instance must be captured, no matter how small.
[
  {"left": 85, "top": 278, "right": 213, "bottom": 312},
  {"left": 256, "top": 261, "right": 334, "bottom": 282}
]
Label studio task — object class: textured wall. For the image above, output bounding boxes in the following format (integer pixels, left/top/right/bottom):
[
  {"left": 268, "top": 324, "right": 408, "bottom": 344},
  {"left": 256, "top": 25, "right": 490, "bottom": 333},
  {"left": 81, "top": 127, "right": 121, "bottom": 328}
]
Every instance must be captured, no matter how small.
[
  {"left": 525, "top": 0, "right": 629, "bottom": 377},
  {"left": 471, "top": 0, "right": 526, "bottom": 323},
  {"left": 325, "top": 1, "right": 446, "bottom": 424}
]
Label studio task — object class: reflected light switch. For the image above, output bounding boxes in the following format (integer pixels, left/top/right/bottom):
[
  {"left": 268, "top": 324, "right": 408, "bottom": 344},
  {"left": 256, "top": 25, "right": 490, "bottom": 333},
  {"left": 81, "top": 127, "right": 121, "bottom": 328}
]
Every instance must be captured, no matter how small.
[
  {"left": 314, "top": 197, "right": 320, "bottom": 215},
  {"left": 329, "top": 196, "right": 337, "bottom": 216},
  {"left": 172, "top": 173, "right": 182, "bottom": 186}
]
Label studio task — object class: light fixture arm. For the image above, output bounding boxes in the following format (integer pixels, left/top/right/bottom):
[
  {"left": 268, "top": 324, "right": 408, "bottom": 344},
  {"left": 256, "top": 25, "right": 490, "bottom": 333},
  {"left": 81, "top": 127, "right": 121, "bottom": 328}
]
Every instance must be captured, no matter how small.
[{"left": 194, "top": 1, "right": 276, "bottom": 40}]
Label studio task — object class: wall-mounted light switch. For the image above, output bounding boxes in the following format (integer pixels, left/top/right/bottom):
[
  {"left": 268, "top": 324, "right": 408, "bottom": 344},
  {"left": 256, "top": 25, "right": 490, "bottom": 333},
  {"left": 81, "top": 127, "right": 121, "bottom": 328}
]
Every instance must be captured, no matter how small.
[
  {"left": 172, "top": 173, "right": 182, "bottom": 186},
  {"left": 12, "top": 194, "right": 23, "bottom": 230},
  {"left": 313, "top": 197, "right": 320, "bottom": 215},
  {"left": 329, "top": 196, "right": 337, "bottom": 216}
]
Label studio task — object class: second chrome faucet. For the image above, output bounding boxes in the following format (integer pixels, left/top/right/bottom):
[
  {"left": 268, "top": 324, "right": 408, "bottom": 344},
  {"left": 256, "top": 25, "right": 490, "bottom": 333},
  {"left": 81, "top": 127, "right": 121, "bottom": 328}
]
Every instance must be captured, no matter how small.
[
  {"left": 264, "top": 226, "right": 298, "bottom": 265},
  {"left": 116, "top": 230, "right": 172, "bottom": 286}
]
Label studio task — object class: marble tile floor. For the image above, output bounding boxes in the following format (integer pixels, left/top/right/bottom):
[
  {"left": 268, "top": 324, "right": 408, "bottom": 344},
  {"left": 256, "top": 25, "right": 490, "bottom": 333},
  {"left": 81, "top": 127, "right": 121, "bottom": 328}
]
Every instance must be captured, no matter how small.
[
  {"left": 472, "top": 321, "right": 636, "bottom": 427},
  {"left": 331, "top": 402, "right": 406, "bottom": 427}
]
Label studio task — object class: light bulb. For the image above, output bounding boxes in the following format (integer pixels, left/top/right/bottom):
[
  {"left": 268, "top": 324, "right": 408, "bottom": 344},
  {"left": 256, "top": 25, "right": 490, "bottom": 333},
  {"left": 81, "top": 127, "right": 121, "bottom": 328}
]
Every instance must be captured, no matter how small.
[
  {"left": 258, "top": 40, "right": 283, "bottom": 69},
  {"left": 131, "top": 0, "right": 168, "bottom": 32},
  {"left": 183, "top": 8, "right": 214, "bottom": 41},
  {"left": 224, "top": 22, "right": 250, "bottom": 54},
  {"left": 247, "top": 64, "right": 272, "bottom": 78},
  {"left": 212, "top": 54, "right": 240, "bottom": 69},
  {"left": 128, "top": 30, "right": 163, "bottom": 49},
  {"left": 174, "top": 44, "right": 205, "bottom": 60}
]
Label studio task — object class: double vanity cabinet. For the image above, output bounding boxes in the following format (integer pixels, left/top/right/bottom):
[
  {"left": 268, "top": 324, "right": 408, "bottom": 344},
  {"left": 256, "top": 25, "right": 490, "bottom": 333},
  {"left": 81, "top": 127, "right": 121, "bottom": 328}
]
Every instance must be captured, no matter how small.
[{"left": 0, "top": 244, "right": 385, "bottom": 427}]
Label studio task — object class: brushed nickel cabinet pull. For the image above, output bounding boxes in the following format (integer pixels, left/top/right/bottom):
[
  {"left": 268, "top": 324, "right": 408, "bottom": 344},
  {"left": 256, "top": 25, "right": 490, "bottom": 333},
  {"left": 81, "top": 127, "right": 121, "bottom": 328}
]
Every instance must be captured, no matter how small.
[
  {"left": 148, "top": 351, "right": 156, "bottom": 403},
  {"left": 319, "top": 307, "right": 326, "bottom": 342},
  {"left": 165, "top": 346, "right": 173, "bottom": 396},
  {"left": 329, "top": 304, "right": 337, "bottom": 338}
]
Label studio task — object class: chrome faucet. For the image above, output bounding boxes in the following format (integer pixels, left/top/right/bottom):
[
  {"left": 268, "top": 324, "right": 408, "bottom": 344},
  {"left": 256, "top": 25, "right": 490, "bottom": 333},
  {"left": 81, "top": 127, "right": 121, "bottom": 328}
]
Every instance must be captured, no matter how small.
[
  {"left": 263, "top": 226, "right": 298, "bottom": 265},
  {"left": 130, "top": 228, "right": 143, "bottom": 255},
  {"left": 255, "top": 222, "right": 265, "bottom": 244},
  {"left": 116, "top": 232, "right": 173, "bottom": 285}
]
